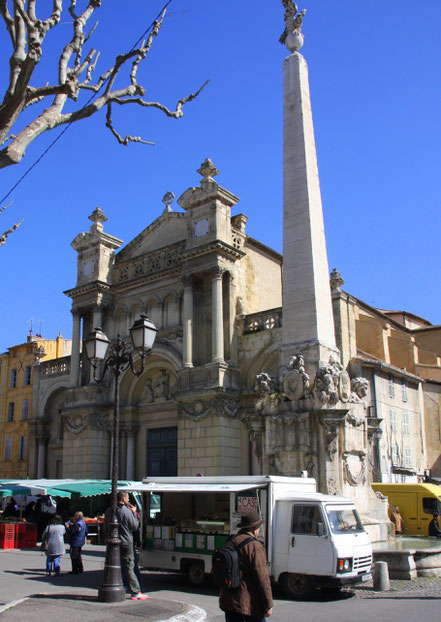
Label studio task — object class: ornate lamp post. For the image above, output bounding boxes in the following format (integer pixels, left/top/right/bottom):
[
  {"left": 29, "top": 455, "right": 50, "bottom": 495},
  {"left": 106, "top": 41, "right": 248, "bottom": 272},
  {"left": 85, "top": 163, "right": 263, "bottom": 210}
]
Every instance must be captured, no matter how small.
[{"left": 85, "top": 315, "right": 157, "bottom": 603}]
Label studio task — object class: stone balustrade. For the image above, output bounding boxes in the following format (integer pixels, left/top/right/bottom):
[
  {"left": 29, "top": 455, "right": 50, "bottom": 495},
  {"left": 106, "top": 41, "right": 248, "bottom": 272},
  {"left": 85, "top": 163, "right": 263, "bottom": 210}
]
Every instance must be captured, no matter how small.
[
  {"left": 244, "top": 308, "right": 282, "bottom": 334},
  {"left": 40, "top": 356, "right": 71, "bottom": 377}
]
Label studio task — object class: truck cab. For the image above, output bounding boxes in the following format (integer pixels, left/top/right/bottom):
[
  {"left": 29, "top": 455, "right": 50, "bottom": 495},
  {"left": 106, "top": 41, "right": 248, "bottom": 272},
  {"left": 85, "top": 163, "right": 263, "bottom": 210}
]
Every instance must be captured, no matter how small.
[{"left": 272, "top": 494, "right": 372, "bottom": 597}]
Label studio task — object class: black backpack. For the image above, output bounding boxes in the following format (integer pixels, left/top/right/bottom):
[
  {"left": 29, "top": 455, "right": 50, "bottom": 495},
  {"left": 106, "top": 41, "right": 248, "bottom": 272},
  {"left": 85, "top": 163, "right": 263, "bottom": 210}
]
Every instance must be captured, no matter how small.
[{"left": 212, "top": 536, "right": 256, "bottom": 590}]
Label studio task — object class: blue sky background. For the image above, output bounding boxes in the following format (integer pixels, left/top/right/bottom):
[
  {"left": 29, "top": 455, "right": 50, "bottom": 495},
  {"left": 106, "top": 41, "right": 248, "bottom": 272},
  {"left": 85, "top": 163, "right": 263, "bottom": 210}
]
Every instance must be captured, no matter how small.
[{"left": 0, "top": 0, "right": 440, "bottom": 352}]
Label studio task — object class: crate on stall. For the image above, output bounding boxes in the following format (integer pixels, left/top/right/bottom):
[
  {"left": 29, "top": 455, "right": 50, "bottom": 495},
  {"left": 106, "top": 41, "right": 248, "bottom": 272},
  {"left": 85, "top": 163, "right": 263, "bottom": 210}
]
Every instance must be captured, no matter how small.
[
  {"left": 0, "top": 538, "right": 15, "bottom": 549},
  {"left": 0, "top": 523, "right": 16, "bottom": 549},
  {"left": 0, "top": 523, "right": 16, "bottom": 540},
  {"left": 17, "top": 523, "right": 37, "bottom": 548}
]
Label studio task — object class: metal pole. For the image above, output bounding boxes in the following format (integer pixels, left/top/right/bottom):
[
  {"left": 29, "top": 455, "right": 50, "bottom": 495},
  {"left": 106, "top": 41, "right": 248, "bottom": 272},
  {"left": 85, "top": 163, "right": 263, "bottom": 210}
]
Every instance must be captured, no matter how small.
[{"left": 98, "top": 336, "right": 125, "bottom": 603}]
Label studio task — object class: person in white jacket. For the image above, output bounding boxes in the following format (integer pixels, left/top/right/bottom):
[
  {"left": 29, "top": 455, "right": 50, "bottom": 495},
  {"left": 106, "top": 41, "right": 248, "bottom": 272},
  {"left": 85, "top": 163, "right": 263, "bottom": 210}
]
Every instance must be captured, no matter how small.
[{"left": 41, "top": 514, "right": 66, "bottom": 576}]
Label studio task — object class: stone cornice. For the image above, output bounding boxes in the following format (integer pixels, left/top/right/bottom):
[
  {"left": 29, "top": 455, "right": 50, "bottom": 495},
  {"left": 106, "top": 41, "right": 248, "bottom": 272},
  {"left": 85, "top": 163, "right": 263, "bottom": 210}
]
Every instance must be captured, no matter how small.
[
  {"left": 114, "top": 265, "right": 182, "bottom": 293},
  {"left": 178, "top": 182, "right": 239, "bottom": 211},
  {"left": 71, "top": 230, "right": 122, "bottom": 253},
  {"left": 64, "top": 280, "right": 112, "bottom": 298},
  {"left": 180, "top": 239, "right": 244, "bottom": 263}
]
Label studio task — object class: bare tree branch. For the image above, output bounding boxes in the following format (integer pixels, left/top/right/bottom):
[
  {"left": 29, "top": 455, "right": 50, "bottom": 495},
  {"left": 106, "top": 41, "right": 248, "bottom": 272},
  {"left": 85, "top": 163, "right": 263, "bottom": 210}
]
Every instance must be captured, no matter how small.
[
  {"left": 0, "top": 219, "right": 23, "bottom": 246},
  {"left": 0, "top": 202, "right": 22, "bottom": 247},
  {"left": 0, "top": 1, "right": 207, "bottom": 169},
  {"left": 110, "top": 80, "right": 210, "bottom": 119}
]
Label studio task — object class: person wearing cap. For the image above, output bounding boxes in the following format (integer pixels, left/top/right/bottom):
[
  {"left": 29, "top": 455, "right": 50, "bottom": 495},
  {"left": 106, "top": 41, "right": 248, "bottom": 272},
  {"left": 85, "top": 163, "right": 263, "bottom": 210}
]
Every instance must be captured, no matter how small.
[{"left": 219, "top": 511, "right": 273, "bottom": 622}]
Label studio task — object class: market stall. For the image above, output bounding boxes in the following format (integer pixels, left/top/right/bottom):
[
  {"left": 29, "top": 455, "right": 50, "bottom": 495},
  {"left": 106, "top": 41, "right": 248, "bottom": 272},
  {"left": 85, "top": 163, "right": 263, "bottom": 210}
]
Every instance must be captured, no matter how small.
[{"left": 0, "top": 479, "right": 141, "bottom": 548}]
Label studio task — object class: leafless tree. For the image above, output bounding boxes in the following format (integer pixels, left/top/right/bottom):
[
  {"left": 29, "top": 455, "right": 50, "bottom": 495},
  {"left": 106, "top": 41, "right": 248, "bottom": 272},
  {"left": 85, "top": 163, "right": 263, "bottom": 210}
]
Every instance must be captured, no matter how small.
[{"left": 0, "top": 1, "right": 208, "bottom": 170}]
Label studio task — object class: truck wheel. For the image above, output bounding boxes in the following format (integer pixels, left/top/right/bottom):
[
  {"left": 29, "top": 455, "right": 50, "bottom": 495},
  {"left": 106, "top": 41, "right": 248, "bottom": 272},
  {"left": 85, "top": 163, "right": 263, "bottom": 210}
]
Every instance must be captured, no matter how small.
[
  {"left": 281, "top": 573, "right": 313, "bottom": 599},
  {"left": 186, "top": 562, "right": 206, "bottom": 586}
]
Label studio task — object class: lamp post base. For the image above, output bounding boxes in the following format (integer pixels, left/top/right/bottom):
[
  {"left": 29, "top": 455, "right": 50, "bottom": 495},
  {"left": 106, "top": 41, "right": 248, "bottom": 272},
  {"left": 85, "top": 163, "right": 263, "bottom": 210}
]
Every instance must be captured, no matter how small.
[
  {"left": 98, "top": 585, "right": 126, "bottom": 603},
  {"left": 98, "top": 537, "right": 126, "bottom": 603}
]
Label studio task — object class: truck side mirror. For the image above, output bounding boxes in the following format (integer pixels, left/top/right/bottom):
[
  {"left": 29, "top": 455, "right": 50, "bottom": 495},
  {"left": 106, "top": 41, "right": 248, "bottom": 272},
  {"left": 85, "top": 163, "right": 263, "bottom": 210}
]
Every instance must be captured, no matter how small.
[{"left": 316, "top": 522, "right": 325, "bottom": 537}]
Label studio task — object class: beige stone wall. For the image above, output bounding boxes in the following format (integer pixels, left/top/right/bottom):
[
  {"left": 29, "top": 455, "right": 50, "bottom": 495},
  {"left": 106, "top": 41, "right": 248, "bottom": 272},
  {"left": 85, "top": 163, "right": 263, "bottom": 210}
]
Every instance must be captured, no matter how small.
[
  {"left": 178, "top": 415, "right": 242, "bottom": 476},
  {"left": 388, "top": 329, "right": 416, "bottom": 374},
  {"left": 240, "top": 242, "right": 282, "bottom": 315},
  {"left": 415, "top": 328, "right": 441, "bottom": 364},
  {"left": 355, "top": 313, "right": 388, "bottom": 361},
  {"left": 423, "top": 382, "right": 441, "bottom": 477},
  {"left": 238, "top": 327, "right": 281, "bottom": 389},
  {"left": 63, "top": 428, "right": 109, "bottom": 478}
]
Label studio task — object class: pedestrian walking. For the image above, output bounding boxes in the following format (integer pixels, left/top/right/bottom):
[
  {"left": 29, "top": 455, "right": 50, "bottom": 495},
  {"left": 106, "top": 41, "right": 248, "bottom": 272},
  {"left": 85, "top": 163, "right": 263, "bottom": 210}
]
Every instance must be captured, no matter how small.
[
  {"left": 105, "top": 491, "right": 148, "bottom": 601},
  {"left": 65, "top": 511, "right": 87, "bottom": 574},
  {"left": 218, "top": 511, "right": 273, "bottom": 622},
  {"left": 41, "top": 515, "right": 66, "bottom": 576}
]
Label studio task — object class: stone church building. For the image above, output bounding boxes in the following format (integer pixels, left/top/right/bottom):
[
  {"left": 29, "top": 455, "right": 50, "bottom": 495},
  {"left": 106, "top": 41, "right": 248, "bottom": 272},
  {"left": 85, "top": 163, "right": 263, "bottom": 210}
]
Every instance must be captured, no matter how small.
[{"left": 27, "top": 15, "right": 441, "bottom": 541}]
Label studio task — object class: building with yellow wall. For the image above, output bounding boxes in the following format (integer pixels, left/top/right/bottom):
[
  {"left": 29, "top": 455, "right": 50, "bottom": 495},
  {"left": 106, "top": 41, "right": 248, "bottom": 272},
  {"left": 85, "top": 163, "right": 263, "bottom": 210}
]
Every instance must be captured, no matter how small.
[{"left": 0, "top": 332, "right": 71, "bottom": 478}]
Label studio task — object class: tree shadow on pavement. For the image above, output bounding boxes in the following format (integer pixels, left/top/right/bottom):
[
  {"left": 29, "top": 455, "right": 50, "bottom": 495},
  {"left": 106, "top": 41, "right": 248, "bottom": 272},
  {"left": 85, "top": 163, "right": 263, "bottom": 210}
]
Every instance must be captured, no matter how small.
[{"left": 4, "top": 568, "right": 102, "bottom": 589}]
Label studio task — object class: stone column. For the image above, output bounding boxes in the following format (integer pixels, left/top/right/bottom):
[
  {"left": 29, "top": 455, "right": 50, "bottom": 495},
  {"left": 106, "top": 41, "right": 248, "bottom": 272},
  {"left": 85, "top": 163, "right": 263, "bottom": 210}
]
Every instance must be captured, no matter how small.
[
  {"left": 37, "top": 438, "right": 46, "bottom": 478},
  {"left": 250, "top": 430, "right": 262, "bottom": 475},
  {"left": 211, "top": 268, "right": 224, "bottom": 364},
  {"left": 92, "top": 305, "right": 103, "bottom": 330},
  {"left": 182, "top": 276, "right": 193, "bottom": 368},
  {"left": 70, "top": 310, "right": 81, "bottom": 387},
  {"left": 126, "top": 432, "right": 135, "bottom": 480}
]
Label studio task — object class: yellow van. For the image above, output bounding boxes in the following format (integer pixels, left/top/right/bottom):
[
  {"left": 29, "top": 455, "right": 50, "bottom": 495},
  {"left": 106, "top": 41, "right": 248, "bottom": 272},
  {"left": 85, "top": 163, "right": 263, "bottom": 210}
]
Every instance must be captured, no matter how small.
[{"left": 371, "top": 483, "right": 441, "bottom": 536}]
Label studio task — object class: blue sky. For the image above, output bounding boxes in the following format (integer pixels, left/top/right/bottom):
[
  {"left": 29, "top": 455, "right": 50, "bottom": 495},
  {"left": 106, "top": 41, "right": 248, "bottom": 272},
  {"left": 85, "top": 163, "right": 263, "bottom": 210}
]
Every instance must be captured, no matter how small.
[{"left": 1, "top": 0, "right": 440, "bottom": 352}]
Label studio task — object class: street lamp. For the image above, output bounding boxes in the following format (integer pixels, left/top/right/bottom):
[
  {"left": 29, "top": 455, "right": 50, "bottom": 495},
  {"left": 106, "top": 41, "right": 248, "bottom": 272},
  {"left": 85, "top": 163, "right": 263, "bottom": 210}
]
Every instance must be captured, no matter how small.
[{"left": 85, "top": 315, "right": 157, "bottom": 603}]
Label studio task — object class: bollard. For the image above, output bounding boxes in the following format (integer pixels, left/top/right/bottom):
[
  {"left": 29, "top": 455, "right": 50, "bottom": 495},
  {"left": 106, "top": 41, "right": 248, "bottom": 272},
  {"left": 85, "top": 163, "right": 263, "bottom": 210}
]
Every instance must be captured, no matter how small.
[{"left": 373, "top": 560, "right": 390, "bottom": 591}]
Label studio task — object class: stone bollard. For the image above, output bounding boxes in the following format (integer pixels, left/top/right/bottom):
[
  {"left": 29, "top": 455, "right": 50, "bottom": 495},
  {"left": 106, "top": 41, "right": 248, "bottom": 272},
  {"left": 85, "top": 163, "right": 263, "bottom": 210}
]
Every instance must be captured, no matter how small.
[{"left": 373, "top": 561, "right": 390, "bottom": 591}]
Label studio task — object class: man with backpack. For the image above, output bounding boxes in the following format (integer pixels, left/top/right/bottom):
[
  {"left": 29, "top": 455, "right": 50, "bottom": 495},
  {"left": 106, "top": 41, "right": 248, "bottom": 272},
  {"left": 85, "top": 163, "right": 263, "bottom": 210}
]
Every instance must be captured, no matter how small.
[{"left": 217, "top": 511, "right": 273, "bottom": 622}]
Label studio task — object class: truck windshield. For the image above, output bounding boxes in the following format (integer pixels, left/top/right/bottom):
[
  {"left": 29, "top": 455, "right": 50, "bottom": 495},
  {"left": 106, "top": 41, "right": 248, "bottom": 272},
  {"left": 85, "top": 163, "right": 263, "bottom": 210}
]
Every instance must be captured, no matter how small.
[{"left": 326, "top": 507, "right": 364, "bottom": 534}]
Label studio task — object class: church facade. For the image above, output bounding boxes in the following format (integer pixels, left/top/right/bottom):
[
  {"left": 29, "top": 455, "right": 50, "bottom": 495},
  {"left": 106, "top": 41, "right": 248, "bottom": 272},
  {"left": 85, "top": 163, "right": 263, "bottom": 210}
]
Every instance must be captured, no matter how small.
[{"left": 25, "top": 11, "right": 441, "bottom": 542}]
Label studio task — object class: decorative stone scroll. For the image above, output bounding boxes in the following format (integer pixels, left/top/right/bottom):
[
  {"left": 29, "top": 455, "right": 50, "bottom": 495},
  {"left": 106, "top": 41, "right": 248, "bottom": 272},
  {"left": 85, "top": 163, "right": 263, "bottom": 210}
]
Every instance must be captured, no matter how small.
[
  {"left": 64, "top": 414, "right": 88, "bottom": 435},
  {"left": 178, "top": 397, "right": 239, "bottom": 421},
  {"left": 64, "top": 413, "right": 108, "bottom": 434},
  {"left": 343, "top": 451, "right": 367, "bottom": 486}
]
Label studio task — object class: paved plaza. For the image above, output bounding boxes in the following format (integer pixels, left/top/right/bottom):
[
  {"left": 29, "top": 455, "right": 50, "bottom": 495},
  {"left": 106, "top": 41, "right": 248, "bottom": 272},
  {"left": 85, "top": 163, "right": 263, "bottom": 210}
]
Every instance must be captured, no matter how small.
[{"left": 1, "top": 544, "right": 441, "bottom": 621}]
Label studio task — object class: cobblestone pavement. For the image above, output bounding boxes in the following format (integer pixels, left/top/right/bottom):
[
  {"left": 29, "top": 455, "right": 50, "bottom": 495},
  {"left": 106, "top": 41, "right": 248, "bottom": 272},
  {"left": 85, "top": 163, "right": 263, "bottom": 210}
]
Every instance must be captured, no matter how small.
[{"left": 349, "top": 576, "right": 441, "bottom": 599}]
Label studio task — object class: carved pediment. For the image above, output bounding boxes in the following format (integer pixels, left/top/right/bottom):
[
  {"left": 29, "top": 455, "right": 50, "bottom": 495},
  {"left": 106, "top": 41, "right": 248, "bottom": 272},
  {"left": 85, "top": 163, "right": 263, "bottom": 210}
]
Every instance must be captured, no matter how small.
[{"left": 116, "top": 213, "right": 187, "bottom": 262}]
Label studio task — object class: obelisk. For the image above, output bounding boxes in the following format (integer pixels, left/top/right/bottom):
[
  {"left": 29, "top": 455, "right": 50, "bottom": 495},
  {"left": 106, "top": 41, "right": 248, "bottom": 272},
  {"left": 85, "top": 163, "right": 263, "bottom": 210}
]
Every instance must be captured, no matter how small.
[{"left": 279, "top": 5, "right": 338, "bottom": 370}]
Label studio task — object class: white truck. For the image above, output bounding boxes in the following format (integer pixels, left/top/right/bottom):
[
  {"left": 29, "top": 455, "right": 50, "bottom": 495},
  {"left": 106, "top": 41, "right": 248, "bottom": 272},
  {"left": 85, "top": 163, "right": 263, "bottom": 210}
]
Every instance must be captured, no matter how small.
[{"left": 123, "top": 475, "right": 372, "bottom": 598}]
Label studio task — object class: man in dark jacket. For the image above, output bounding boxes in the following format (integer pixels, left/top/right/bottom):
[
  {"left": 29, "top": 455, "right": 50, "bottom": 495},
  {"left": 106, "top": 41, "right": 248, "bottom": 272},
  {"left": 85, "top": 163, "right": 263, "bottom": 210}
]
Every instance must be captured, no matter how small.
[
  {"left": 429, "top": 513, "right": 441, "bottom": 537},
  {"left": 219, "top": 511, "right": 273, "bottom": 622},
  {"left": 66, "top": 511, "right": 87, "bottom": 574},
  {"left": 105, "top": 491, "right": 148, "bottom": 600}
]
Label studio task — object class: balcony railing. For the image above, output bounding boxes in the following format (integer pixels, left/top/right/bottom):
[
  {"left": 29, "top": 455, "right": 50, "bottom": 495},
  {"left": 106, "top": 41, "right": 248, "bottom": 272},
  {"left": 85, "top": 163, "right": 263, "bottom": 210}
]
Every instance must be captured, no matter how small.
[
  {"left": 244, "top": 308, "right": 282, "bottom": 334},
  {"left": 40, "top": 356, "right": 71, "bottom": 378}
]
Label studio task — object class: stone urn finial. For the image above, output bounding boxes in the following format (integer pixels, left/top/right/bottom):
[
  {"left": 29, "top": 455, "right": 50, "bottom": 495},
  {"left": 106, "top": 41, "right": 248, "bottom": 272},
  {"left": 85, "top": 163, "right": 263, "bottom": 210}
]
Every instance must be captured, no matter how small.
[
  {"left": 88, "top": 206, "right": 107, "bottom": 232},
  {"left": 330, "top": 268, "right": 345, "bottom": 290},
  {"left": 197, "top": 158, "right": 219, "bottom": 181},
  {"left": 162, "top": 190, "right": 175, "bottom": 213},
  {"left": 280, "top": 1, "right": 306, "bottom": 53}
]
